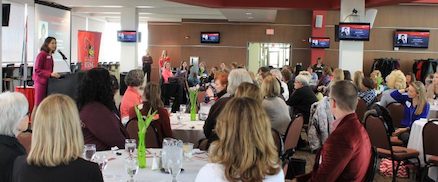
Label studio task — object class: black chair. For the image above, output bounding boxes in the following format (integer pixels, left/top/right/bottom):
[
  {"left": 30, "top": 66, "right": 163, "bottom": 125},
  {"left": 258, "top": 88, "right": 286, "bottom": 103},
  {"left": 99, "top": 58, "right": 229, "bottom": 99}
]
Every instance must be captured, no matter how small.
[
  {"left": 282, "top": 114, "right": 304, "bottom": 162},
  {"left": 126, "top": 117, "right": 161, "bottom": 148},
  {"left": 271, "top": 128, "right": 284, "bottom": 158},
  {"left": 365, "top": 146, "right": 378, "bottom": 182},
  {"left": 421, "top": 120, "right": 438, "bottom": 181},
  {"left": 3, "top": 64, "right": 16, "bottom": 91}
]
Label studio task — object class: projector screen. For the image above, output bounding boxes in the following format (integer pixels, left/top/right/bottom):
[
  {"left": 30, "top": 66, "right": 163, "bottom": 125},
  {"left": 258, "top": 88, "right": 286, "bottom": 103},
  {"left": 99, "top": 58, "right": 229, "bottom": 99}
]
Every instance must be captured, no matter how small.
[{"left": 34, "top": 3, "right": 71, "bottom": 72}]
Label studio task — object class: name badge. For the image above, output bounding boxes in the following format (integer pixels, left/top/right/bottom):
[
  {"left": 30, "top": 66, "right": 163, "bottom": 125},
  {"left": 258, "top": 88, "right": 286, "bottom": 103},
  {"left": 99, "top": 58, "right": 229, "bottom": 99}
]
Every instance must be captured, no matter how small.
[{"left": 46, "top": 56, "right": 51, "bottom": 59}]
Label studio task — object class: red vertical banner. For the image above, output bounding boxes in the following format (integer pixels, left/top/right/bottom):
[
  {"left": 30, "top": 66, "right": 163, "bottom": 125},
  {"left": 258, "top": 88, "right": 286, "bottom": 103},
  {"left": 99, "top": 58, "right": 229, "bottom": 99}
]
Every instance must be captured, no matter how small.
[{"left": 78, "top": 30, "right": 102, "bottom": 70}]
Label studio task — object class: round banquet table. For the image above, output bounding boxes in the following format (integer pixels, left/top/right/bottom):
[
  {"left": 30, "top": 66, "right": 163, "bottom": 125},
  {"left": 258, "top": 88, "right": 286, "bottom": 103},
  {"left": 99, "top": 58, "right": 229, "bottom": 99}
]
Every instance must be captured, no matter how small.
[
  {"left": 100, "top": 148, "right": 208, "bottom": 182},
  {"left": 407, "top": 119, "right": 438, "bottom": 181},
  {"left": 169, "top": 113, "right": 206, "bottom": 146}
]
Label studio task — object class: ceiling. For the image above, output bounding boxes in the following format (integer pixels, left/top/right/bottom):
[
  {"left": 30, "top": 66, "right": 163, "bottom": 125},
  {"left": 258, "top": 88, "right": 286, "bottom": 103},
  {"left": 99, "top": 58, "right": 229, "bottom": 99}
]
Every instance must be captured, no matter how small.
[{"left": 9, "top": 0, "right": 438, "bottom": 23}]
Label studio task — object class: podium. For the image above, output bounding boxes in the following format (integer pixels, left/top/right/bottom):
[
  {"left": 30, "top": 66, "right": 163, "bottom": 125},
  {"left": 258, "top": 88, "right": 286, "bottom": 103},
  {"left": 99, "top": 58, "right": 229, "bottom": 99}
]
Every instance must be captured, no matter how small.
[{"left": 47, "top": 72, "right": 85, "bottom": 102}]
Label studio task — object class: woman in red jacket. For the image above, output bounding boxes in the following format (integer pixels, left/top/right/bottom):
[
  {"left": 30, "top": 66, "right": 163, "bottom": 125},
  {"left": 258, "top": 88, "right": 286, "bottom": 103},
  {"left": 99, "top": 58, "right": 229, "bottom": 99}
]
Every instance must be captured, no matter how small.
[{"left": 33, "top": 37, "right": 60, "bottom": 107}]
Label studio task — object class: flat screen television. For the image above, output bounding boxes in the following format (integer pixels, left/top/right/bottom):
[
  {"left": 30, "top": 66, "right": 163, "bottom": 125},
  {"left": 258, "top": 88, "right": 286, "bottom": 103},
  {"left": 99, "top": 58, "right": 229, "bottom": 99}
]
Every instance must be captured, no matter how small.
[
  {"left": 310, "top": 37, "right": 330, "bottom": 48},
  {"left": 2, "top": 4, "right": 10, "bottom": 27},
  {"left": 117, "top": 30, "right": 138, "bottom": 42},
  {"left": 394, "top": 30, "right": 429, "bottom": 48},
  {"left": 338, "top": 22, "right": 370, "bottom": 41},
  {"left": 201, "top": 32, "right": 220, "bottom": 43}
]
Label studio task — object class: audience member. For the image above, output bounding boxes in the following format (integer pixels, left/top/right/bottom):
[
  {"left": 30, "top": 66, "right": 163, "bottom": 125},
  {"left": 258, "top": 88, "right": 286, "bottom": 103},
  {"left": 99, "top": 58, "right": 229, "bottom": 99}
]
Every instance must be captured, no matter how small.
[
  {"left": 0, "top": 92, "right": 29, "bottom": 182},
  {"left": 426, "top": 72, "right": 438, "bottom": 101},
  {"left": 257, "top": 66, "right": 271, "bottom": 84},
  {"left": 120, "top": 69, "right": 144, "bottom": 122},
  {"left": 206, "top": 71, "right": 228, "bottom": 101},
  {"left": 317, "top": 66, "right": 332, "bottom": 88},
  {"left": 219, "top": 63, "right": 228, "bottom": 72},
  {"left": 270, "top": 69, "right": 290, "bottom": 100},
  {"left": 199, "top": 62, "right": 208, "bottom": 76},
  {"left": 139, "top": 83, "right": 173, "bottom": 140},
  {"left": 13, "top": 94, "right": 103, "bottom": 182},
  {"left": 188, "top": 71, "right": 200, "bottom": 87},
  {"left": 405, "top": 72, "right": 416, "bottom": 86},
  {"left": 332, "top": 68, "right": 344, "bottom": 82},
  {"left": 390, "top": 81, "right": 429, "bottom": 144},
  {"left": 78, "top": 68, "right": 128, "bottom": 151},
  {"left": 261, "top": 75, "right": 291, "bottom": 135},
  {"left": 287, "top": 74, "right": 318, "bottom": 125},
  {"left": 196, "top": 97, "right": 283, "bottom": 182},
  {"left": 370, "top": 70, "right": 384, "bottom": 93},
  {"left": 358, "top": 77, "right": 377, "bottom": 106},
  {"left": 307, "top": 67, "right": 319, "bottom": 86},
  {"left": 343, "top": 70, "right": 352, "bottom": 81},
  {"left": 208, "top": 66, "right": 218, "bottom": 82},
  {"left": 312, "top": 57, "right": 325, "bottom": 78},
  {"left": 175, "top": 61, "right": 188, "bottom": 78},
  {"left": 158, "top": 50, "right": 170, "bottom": 68},
  {"left": 379, "top": 70, "right": 406, "bottom": 107},
  {"left": 353, "top": 71, "right": 366, "bottom": 91},
  {"left": 281, "top": 68, "right": 294, "bottom": 95},
  {"left": 235, "top": 82, "right": 263, "bottom": 102},
  {"left": 204, "top": 69, "right": 253, "bottom": 143},
  {"left": 230, "top": 62, "right": 238, "bottom": 70},
  {"left": 161, "top": 62, "right": 174, "bottom": 84},
  {"left": 306, "top": 80, "right": 371, "bottom": 181}
]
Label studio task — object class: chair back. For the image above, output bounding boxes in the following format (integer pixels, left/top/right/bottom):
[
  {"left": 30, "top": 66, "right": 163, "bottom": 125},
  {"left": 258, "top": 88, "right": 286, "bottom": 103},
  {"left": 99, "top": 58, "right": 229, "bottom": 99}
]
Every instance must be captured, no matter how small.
[
  {"left": 386, "top": 102, "right": 404, "bottom": 129},
  {"left": 126, "top": 118, "right": 161, "bottom": 148},
  {"left": 363, "top": 110, "right": 391, "bottom": 151},
  {"left": 423, "top": 121, "right": 438, "bottom": 158},
  {"left": 355, "top": 98, "right": 368, "bottom": 121},
  {"left": 197, "top": 91, "right": 206, "bottom": 104},
  {"left": 271, "top": 128, "right": 284, "bottom": 157},
  {"left": 17, "top": 131, "right": 32, "bottom": 153},
  {"left": 365, "top": 146, "right": 378, "bottom": 182},
  {"left": 284, "top": 114, "right": 304, "bottom": 152}
]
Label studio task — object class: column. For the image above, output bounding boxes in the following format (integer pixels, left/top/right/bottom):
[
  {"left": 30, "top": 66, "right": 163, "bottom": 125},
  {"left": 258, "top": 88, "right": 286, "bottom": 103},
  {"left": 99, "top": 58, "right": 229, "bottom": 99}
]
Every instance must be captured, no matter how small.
[
  {"left": 310, "top": 10, "right": 327, "bottom": 66},
  {"left": 0, "top": 0, "right": 3, "bottom": 90},
  {"left": 120, "top": 7, "right": 138, "bottom": 72},
  {"left": 339, "top": 0, "right": 365, "bottom": 74}
]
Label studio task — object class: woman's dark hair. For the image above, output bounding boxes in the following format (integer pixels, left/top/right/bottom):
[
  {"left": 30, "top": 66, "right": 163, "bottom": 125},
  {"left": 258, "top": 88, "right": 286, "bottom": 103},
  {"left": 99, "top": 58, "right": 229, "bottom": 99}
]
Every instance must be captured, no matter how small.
[
  {"left": 110, "top": 75, "right": 119, "bottom": 93},
  {"left": 343, "top": 70, "right": 352, "bottom": 81},
  {"left": 40, "top": 37, "right": 56, "bottom": 53},
  {"left": 362, "top": 77, "right": 374, "bottom": 89},
  {"left": 78, "top": 68, "right": 116, "bottom": 111},
  {"left": 180, "top": 61, "right": 188, "bottom": 71}
]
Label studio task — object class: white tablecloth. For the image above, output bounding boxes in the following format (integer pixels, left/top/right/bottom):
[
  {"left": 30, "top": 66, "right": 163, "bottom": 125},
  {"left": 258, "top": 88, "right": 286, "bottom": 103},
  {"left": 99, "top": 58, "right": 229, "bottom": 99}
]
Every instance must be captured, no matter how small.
[
  {"left": 100, "top": 149, "right": 208, "bottom": 182},
  {"left": 407, "top": 119, "right": 438, "bottom": 181},
  {"left": 170, "top": 113, "right": 205, "bottom": 145}
]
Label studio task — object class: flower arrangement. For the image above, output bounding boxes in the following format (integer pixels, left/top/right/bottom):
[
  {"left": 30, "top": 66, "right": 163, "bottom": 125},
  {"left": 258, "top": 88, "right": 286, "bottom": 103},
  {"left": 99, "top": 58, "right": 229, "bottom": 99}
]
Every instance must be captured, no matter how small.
[
  {"left": 135, "top": 106, "right": 157, "bottom": 168},
  {"left": 188, "top": 86, "right": 199, "bottom": 121}
]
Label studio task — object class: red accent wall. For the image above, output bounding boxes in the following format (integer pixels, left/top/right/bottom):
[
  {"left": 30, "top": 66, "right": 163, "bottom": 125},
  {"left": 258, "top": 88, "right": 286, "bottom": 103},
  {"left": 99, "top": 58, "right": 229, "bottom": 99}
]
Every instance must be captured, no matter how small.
[{"left": 310, "top": 10, "right": 327, "bottom": 66}]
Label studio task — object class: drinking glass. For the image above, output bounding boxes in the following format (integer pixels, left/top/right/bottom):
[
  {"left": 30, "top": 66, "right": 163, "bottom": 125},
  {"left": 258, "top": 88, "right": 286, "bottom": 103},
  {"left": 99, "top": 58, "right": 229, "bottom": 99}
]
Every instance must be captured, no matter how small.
[
  {"left": 83, "top": 144, "right": 96, "bottom": 161},
  {"left": 93, "top": 154, "right": 108, "bottom": 171},
  {"left": 179, "top": 105, "right": 187, "bottom": 114},
  {"left": 125, "top": 139, "right": 137, "bottom": 157},
  {"left": 183, "top": 143, "right": 194, "bottom": 160},
  {"left": 162, "top": 138, "right": 173, "bottom": 170},
  {"left": 167, "top": 159, "right": 182, "bottom": 182},
  {"left": 125, "top": 158, "right": 139, "bottom": 182}
]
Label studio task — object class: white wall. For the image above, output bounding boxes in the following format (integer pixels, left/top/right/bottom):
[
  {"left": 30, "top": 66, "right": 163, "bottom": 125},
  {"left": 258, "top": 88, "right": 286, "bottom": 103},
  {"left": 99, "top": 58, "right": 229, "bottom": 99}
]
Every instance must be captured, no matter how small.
[{"left": 2, "top": 1, "right": 35, "bottom": 63}]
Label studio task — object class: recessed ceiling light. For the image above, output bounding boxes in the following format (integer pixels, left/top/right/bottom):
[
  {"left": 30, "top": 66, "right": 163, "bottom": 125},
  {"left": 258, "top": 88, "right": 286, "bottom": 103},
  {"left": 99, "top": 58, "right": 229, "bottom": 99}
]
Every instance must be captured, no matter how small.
[
  {"left": 248, "top": 16, "right": 254, "bottom": 19},
  {"left": 137, "top": 6, "right": 154, "bottom": 8},
  {"left": 245, "top": 12, "right": 252, "bottom": 15}
]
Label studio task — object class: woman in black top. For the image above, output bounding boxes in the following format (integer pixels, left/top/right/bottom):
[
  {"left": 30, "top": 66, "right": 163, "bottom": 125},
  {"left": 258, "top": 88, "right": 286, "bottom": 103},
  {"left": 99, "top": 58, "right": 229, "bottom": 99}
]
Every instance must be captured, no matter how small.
[
  {"left": 12, "top": 95, "right": 103, "bottom": 182},
  {"left": 0, "top": 92, "right": 29, "bottom": 182},
  {"left": 142, "top": 50, "right": 153, "bottom": 82}
]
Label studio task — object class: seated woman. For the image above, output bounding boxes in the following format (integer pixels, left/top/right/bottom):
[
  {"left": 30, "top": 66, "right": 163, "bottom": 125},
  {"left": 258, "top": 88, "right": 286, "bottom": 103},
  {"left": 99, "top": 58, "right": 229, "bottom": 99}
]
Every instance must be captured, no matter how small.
[
  {"left": 379, "top": 70, "right": 406, "bottom": 107},
  {"left": 426, "top": 72, "right": 438, "bottom": 101},
  {"left": 235, "top": 82, "right": 263, "bottom": 102},
  {"left": 358, "top": 77, "right": 377, "bottom": 106},
  {"left": 161, "top": 62, "right": 174, "bottom": 84},
  {"left": 0, "top": 92, "right": 29, "bottom": 182},
  {"left": 270, "top": 69, "right": 289, "bottom": 100},
  {"left": 370, "top": 70, "right": 384, "bottom": 94},
  {"left": 120, "top": 69, "right": 144, "bottom": 123},
  {"left": 175, "top": 61, "right": 188, "bottom": 78},
  {"left": 13, "top": 94, "right": 103, "bottom": 182},
  {"left": 261, "top": 75, "right": 291, "bottom": 135},
  {"left": 195, "top": 97, "right": 283, "bottom": 181},
  {"left": 206, "top": 71, "right": 228, "bottom": 101},
  {"left": 139, "top": 83, "right": 173, "bottom": 140},
  {"left": 287, "top": 74, "right": 318, "bottom": 125},
  {"left": 390, "top": 81, "right": 429, "bottom": 144},
  {"left": 78, "top": 68, "right": 128, "bottom": 151}
]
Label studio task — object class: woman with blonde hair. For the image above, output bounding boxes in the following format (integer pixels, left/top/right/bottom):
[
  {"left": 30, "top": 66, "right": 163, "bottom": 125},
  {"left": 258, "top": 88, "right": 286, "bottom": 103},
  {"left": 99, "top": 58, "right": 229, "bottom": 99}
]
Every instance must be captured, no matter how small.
[
  {"left": 379, "top": 70, "right": 407, "bottom": 107},
  {"left": 426, "top": 72, "right": 438, "bottom": 101},
  {"left": 235, "top": 82, "right": 263, "bottom": 102},
  {"left": 390, "top": 81, "right": 429, "bottom": 144},
  {"left": 261, "top": 75, "right": 291, "bottom": 135},
  {"left": 353, "top": 71, "right": 366, "bottom": 92},
  {"left": 158, "top": 50, "right": 170, "bottom": 68},
  {"left": 370, "top": 70, "right": 384, "bottom": 93},
  {"left": 332, "top": 68, "right": 345, "bottom": 82},
  {"left": 13, "top": 94, "right": 103, "bottom": 182},
  {"left": 195, "top": 97, "right": 283, "bottom": 182}
]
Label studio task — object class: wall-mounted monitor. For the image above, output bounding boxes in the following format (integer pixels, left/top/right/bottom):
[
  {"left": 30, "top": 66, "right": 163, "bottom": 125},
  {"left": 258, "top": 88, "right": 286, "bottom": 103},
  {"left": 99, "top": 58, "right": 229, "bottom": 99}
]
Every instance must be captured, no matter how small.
[
  {"left": 338, "top": 22, "right": 370, "bottom": 41},
  {"left": 394, "top": 29, "right": 429, "bottom": 48},
  {"left": 310, "top": 37, "right": 330, "bottom": 48},
  {"left": 2, "top": 4, "right": 10, "bottom": 27},
  {"left": 117, "top": 30, "right": 138, "bottom": 42},
  {"left": 201, "top": 32, "right": 220, "bottom": 44}
]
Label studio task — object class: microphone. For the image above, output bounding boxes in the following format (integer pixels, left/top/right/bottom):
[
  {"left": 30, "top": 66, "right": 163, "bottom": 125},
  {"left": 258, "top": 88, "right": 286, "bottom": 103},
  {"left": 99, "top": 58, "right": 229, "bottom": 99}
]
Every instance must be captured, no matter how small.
[{"left": 58, "top": 50, "right": 67, "bottom": 60}]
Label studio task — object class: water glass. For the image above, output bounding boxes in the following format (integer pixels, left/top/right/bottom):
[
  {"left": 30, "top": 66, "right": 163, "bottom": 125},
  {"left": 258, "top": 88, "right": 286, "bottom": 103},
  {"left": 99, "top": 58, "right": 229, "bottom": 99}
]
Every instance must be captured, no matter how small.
[
  {"left": 183, "top": 143, "right": 194, "bottom": 160},
  {"left": 179, "top": 105, "right": 187, "bottom": 113},
  {"left": 125, "top": 158, "right": 139, "bottom": 182},
  {"left": 168, "top": 159, "right": 182, "bottom": 182},
  {"left": 83, "top": 144, "right": 96, "bottom": 161},
  {"left": 125, "top": 139, "right": 137, "bottom": 156},
  {"left": 93, "top": 154, "right": 108, "bottom": 171}
]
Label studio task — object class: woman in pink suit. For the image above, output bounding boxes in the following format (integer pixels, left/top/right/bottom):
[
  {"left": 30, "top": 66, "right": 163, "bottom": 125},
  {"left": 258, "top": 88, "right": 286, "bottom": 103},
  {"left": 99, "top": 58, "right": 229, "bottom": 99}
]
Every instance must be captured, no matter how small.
[{"left": 33, "top": 37, "right": 60, "bottom": 107}]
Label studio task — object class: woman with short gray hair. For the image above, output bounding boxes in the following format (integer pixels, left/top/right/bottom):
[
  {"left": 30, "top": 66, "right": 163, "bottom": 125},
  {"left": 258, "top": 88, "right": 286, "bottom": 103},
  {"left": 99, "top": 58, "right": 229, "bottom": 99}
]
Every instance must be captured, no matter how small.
[
  {"left": 204, "top": 68, "right": 253, "bottom": 144},
  {"left": 0, "top": 92, "right": 29, "bottom": 182},
  {"left": 120, "top": 69, "right": 144, "bottom": 123},
  {"left": 287, "top": 74, "right": 318, "bottom": 124}
]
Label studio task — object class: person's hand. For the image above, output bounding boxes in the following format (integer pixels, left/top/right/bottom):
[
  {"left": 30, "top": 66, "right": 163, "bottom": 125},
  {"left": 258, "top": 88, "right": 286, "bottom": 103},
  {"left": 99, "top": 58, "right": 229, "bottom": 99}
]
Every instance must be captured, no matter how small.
[
  {"left": 393, "top": 128, "right": 408, "bottom": 136},
  {"left": 51, "top": 72, "right": 61, "bottom": 78},
  {"left": 206, "top": 87, "right": 214, "bottom": 98}
]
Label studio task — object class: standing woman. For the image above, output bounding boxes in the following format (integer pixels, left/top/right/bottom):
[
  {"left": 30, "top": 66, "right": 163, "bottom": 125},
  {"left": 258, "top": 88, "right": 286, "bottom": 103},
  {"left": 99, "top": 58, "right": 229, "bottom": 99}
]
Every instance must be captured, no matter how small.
[
  {"left": 158, "top": 50, "right": 170, "bottom": 68},
  {"left": 33, "top": 37, "right": 60, "bottom": 107},
  {"left": 142, "top": 50, "right": 153, "bottom": 82}
]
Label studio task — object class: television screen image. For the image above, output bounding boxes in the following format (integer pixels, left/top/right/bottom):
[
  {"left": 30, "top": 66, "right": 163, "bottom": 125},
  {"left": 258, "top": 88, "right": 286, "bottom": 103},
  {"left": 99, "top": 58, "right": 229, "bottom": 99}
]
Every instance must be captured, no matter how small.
[
  {"left": 338, "top": 23, "right": 370, "bottom": 41},
  {"left": 394, "top": 30, "right": 429, "bottom": 48},
  {"left": 201, "top": 32, "right": 220, "bottom": 43},
  {"left": 117, "top": 31, "right": 137, "bottom": 42},
  {"left": 310, "top": 37, "right": 330, "bottom": 48}
]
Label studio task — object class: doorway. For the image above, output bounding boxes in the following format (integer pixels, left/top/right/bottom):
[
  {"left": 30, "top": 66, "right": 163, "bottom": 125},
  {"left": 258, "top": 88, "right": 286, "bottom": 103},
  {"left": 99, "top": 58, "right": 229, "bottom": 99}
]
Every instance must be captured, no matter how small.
[{"left": 247, "top": 43, "right": 291, "bottom": 73}]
